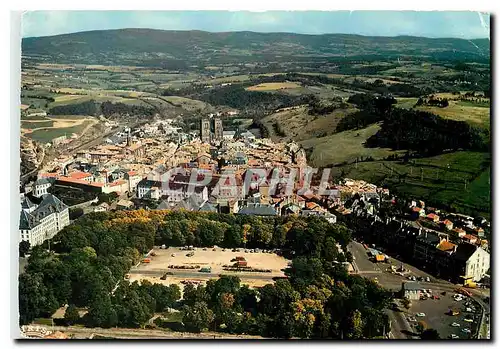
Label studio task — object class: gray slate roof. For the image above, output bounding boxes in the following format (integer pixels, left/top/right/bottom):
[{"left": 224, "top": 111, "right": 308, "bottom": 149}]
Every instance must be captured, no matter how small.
[
  {"left": 21, "top": 197, "right": 37, "bottom": 210},
  {"left": 238, "top": 203, "right": 277, "bottom": 216},
  {"left": 34, "top": 177, "right": 54, "bottom": 186},
  {"left": 173, "top": 195, "right": 205, "bottom": 211},
  {"left": 199, "top": 202, "right": 218, "bottom": 212},
  {"left": 19, "top": 194, "right": 68, "bottom": 230}
]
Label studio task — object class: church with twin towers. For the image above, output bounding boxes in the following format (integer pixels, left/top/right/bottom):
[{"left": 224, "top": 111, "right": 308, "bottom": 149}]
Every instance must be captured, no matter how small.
[{"left": 200, "top": 116, "right": 223, "bottom": 143}]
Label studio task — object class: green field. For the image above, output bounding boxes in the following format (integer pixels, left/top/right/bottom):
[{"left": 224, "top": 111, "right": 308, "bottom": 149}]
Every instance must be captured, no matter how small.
[
  {"left": 329, "top": 151, "right": 491, "bottom": 218},
  {"left": 396, "top": 98, "right": 490, "bottom": 128},
  {"left": 26, "top": 120, "right": 94, "bottom": 144},
  {"left": 21, "top": 120, "right": 54, "bottom": 129},
  {"left": 301, "top": 123, "right": 402, "bottom": 167}
]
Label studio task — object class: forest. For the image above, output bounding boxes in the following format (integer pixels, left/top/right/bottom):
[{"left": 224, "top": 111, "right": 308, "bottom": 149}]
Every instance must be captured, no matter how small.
[
  {"left": 334, "top": 93, "right": 489, "bottom": 156},
  {"left": 365, "top": 108, "right": 490, "bottom": 155},
  {"left": 48, "top": 100, "right": 155, "bottom": 117},
  {"left": 19, "top": 210, "right": 392, "bottom": 339}
]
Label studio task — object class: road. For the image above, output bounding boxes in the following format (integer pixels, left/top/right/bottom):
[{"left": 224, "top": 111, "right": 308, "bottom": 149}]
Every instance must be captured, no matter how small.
[
  {"left": 349, "top": 241, "right": 383, "bottom": 275},
  {"left": 128, "top": 268, "right": 276, "bottom": 281},
  {"left": 22, "top": 324, "right": 264, "bottom": 339},
  {"left": 348, "top": 240, "right": 491, "bottom": 340}
]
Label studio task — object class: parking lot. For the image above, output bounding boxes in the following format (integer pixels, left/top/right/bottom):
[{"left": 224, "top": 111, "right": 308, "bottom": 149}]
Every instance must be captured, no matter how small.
[{"left": 404, "top": 292, "right": 481, "bottom": 339}]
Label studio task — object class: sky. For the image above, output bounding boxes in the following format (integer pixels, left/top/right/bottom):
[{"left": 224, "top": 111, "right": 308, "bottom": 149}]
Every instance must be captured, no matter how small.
[{"left": 22, "top": 11, "right": 490, "bottom": 39}]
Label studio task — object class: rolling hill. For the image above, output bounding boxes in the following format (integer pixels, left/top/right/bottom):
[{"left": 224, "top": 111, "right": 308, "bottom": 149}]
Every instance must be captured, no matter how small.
[{"left": 22, "top": 29, "right": 490, "bottom": 67}]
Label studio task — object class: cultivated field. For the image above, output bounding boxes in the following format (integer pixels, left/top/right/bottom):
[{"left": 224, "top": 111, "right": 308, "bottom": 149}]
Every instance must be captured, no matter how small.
[
  {"left": 246, "top": 82, "right": 301, "bottom": 91},
  {"left": 396, "top": 98, "right": 490, "bottom": 128},
  {"left": 22, "top": 116, "right": 98, "bottom": 143},
  {"left": 262, "top": 105, "right": 358, "bottom": 142},
  {"left": 128, "top": 247, "right": 289, "bottom": 291},
  {"left": 328, "top": 151, "right": 491, "bottom": 218},
  {"left": 160, "top": 96, "right": 209, "bottom": 111}
]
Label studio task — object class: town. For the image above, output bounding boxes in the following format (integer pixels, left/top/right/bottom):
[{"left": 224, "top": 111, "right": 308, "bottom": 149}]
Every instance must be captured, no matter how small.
[
  {"left": 19, "top": 111, "right": 490, "bottom": 340},
  {"left": 17, "top": 12, "right": 491, "bottom": 341}
]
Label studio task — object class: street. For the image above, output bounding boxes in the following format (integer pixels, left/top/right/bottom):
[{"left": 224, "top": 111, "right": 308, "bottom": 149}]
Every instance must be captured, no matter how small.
[{"left": 348, "top": 240, "right": 491, "bottom": 340}]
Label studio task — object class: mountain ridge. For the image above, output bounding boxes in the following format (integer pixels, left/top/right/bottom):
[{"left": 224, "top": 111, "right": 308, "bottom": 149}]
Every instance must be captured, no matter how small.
[{"left": 22, "top": 28, "right": 490, "bottom": 67}]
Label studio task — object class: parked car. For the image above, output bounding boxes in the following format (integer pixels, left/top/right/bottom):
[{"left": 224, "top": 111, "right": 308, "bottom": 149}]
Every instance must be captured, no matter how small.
[
  {"left": 451, "top": 322, "right": 460, "bottom": 327},
  {"left": 171, "top": 253, "right": 176, "bottom": 257},
  {"left": 462, "top": 328, "right": 471, "bottom": 333},
  {"left": 408, "top": 316, "right": 417, "bottom": 322},
  {"left": 449, "top": 334, "right": 459, "bottom": 339},
  {"left": 203, "top": 248, "right": 207, "bottom": 251},
  {"left": 464, "top": 318, "right": 473, "bottom": 323},
  {"left": 213, "top": 248, "right": 217, "bottom": 251},
  {"left": 416, "top": 313, "right": 426, "bottom": 317},
  {"left": 425, "top": 277, "right": 431, "bottom": 282},
  {"left": 222, "top": 248, "right": 226, "bottom": 252},
  {"left": 441, "top": 291, "right": 447, "bottom": 296}
]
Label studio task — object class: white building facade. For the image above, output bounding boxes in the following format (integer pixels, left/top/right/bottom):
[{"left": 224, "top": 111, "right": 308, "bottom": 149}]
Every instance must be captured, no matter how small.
[{"left": 19, "top": 195, "right": 70, "bottom": 247}]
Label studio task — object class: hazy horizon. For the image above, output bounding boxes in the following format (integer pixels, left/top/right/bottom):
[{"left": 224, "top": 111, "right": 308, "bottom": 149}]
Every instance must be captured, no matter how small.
[{"left": 22, "top": 11, "right": 490, "bottom": 39}]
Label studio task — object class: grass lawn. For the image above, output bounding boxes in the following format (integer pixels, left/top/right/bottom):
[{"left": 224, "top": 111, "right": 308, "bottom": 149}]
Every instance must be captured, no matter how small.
[
  {"left": 32, "top": 318, "right": 53, "bottom": 325},
  {"left": 329, "top": 151, "right": 491, "bottom": 218}
]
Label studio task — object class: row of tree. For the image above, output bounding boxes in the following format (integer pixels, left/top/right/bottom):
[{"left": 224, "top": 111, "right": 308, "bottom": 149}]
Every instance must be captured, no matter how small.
[{"left": 48, "top": 100, "right": 155, "bottom": 117}]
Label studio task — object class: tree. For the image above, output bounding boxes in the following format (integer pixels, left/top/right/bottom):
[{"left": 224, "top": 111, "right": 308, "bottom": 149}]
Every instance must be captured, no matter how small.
[
  {"left": 182, "top": 302, "right": 214, "bottom": 333},
  {"left": 69, "top": 207, "right": 84, "bottom": 220},
  {"left": 420, "top": 328, "right": 440, "bottom": 339},
  {"left": 64, "top": 304, "right": 80, "bottom": 325},
  {"left": 19, "top": 241, "right": 30, "bottom": 258},
  {"left": 416, "top": 321, "right": 427, "bottom": 333},
  {"left": 19, "top": 273, "right": 58, "bottom": 325},
  {"left": 346, "top": 309, "right": 364, "bottom": 339}
]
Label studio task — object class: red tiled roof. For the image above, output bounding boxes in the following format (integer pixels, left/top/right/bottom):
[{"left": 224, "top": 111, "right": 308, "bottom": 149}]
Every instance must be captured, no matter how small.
[
  {"left": 68, "top": 171, "right": 92, "bottom": 180},
  {"left": 412, "top": 207, "right": 423, "bottom": 212},
  {"left": 462, "top": 234, "right": 477, "bottom": 242},
  {"left": 437, "top": 240, "right": 456, "bottom": 252},
  {"left": 443, "top": 219, "right": 453, "bottom": 225},
  {"left": 57, "top": 176, "right": 104, "bottom": 187},
  {"left": 39, "top": 172, "right": 59, "bottom": 178},
  {"left": 109, "top": 180, "right": 127, "bottom": 187},
  {"left": 306, "top": 202, "right": 319, "bottom": 210}
]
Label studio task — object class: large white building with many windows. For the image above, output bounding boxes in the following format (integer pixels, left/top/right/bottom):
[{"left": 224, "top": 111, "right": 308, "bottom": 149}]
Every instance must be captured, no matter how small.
[{"left": 19, "top": 194, "right": 70, "bottom": 247}]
